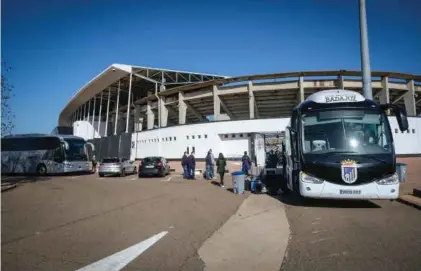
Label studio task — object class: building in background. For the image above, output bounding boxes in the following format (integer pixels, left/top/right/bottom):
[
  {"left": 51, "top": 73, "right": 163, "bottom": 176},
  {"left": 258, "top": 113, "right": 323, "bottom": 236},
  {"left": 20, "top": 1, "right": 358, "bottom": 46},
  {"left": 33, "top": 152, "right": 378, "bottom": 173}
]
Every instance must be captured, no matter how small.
[{"left": 58, "top": 64, "right": 421, "bottom": 161}]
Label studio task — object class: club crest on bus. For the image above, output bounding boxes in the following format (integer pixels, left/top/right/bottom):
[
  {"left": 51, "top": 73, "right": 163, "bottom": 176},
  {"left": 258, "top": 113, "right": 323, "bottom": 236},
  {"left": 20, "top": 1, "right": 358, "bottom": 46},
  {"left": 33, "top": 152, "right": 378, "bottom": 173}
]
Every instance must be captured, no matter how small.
[{"left": 341, "top": 159, "right": 358, "bottom": 184}]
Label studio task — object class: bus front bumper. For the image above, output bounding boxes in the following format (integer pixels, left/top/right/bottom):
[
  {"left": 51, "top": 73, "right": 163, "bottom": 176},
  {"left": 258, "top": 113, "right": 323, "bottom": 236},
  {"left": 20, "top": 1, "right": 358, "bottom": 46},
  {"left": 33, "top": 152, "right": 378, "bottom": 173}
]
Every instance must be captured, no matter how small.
[{"left": 299, "top": 174, "right": 399, "bottom": 200}]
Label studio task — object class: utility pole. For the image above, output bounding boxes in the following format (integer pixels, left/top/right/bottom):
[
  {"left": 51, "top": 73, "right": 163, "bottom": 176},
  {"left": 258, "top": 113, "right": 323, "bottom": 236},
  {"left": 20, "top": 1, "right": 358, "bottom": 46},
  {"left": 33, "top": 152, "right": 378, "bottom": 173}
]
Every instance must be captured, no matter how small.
[{"left": 359, "top": 0, "right": 372, "bottom": 99}]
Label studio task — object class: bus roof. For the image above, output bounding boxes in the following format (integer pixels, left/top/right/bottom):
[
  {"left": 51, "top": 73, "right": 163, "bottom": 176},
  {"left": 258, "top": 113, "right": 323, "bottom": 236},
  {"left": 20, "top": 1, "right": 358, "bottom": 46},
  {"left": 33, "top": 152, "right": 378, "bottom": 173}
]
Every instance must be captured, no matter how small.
[
  {"left": 305, "top": 89, "right": 366, "bottom": 104},
  {"left": 2, "top": 133, "right": 85, "bottom": 141}
]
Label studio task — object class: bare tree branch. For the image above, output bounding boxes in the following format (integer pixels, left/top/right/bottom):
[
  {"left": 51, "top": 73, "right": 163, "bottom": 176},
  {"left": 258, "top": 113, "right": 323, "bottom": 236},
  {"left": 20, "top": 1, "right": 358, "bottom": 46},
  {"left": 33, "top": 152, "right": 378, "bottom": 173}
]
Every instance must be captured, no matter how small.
[{"left": 1, "top": 61, "right": 15, "bottom": 136}]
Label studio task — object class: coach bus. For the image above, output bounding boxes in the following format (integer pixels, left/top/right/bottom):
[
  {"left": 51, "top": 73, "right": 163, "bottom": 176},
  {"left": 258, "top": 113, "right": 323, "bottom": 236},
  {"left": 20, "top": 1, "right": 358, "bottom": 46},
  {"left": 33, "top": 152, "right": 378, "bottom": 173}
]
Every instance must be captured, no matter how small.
[
  {"left": 282, "top": 89, "right": 408, "bottom": 200},
  {"left": 1, "top": 134, "right": 94, "bottom": 175}
]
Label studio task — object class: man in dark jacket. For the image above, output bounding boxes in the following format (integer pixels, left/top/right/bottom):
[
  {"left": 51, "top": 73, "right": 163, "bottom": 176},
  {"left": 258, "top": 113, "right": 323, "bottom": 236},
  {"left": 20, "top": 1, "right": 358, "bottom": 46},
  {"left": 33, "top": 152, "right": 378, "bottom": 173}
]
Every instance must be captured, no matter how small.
[
  {"left": 205, "top": 151, "right": 212, "bottom": 180},
  {"left": 181, "top": 152, "right": 188, "bottom": 179},
  {"left": 241, "top": 151, "right": 251, "bottom": 175},
  {"left": 188, "top": 151, "right": 196, "bottom": 179}
]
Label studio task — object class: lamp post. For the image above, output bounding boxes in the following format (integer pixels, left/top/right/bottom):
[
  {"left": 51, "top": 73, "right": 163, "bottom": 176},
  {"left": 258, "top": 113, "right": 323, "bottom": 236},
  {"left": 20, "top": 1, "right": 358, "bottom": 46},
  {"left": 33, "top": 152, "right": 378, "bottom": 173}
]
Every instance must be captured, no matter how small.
[{"left": 359, "top": 0, "right": 372, "bottom": 99}]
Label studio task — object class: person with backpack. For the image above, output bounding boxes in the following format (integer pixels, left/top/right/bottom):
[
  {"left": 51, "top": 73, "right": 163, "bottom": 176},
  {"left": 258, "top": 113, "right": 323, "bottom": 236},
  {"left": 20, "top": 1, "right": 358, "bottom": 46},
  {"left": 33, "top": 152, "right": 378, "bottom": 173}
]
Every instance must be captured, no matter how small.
[
  {"left": 216, "top": 153, "right": 227, "bottom": 187},
  {"left": 241, "top": 151, "right": 251, "bottom": 175}
]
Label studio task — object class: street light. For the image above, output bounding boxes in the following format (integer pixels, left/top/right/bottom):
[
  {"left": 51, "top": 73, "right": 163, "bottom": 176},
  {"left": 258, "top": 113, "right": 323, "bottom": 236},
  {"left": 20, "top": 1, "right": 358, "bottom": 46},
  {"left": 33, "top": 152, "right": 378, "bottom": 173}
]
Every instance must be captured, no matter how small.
[{"left": 359, "top": 0, "right": 372, "bottom": 100}]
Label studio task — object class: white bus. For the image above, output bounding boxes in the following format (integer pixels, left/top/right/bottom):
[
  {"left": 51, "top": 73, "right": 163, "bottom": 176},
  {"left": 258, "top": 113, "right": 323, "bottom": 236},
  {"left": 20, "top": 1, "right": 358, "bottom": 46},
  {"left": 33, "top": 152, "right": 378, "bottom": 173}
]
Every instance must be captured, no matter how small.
[
  {"left": 1, "top": 134, "right": 94, "bottom": 175},
  {"left": 282, "top": 89, "right": 408, "bottom": 200}
]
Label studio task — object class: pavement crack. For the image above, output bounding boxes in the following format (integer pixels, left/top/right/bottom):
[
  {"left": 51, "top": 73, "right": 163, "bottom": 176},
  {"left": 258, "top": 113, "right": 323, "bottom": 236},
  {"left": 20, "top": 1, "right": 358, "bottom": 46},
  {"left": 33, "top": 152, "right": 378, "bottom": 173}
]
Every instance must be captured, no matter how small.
[{"left": 2, "top": 192, "right": 169, "bottom": 246}]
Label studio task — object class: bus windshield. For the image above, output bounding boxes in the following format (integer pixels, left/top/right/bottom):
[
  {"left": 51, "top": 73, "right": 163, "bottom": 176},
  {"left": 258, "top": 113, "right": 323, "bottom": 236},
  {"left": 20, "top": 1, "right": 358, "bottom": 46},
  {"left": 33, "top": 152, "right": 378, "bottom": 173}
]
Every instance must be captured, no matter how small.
[
  {"left": 64, "top": 139, "right": 88, "bottom": 161},
  {"left": 301, "top": 109, "right": 393, "bottom": 155}
]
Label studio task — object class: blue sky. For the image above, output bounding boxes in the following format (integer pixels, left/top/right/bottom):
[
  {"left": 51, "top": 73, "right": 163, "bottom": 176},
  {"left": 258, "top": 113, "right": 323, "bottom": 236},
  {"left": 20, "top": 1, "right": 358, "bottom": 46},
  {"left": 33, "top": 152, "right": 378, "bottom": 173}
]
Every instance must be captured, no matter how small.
[{"left": 2, "top": 0, "right": 421, "bottom": 134}]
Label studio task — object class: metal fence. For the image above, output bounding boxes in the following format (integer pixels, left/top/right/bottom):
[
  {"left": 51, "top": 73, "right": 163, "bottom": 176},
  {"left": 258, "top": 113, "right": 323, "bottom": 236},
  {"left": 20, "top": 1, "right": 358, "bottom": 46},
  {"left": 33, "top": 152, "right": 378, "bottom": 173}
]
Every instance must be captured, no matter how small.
[{"left": 88, "top": 133, "right": 132, "bottom": 161}]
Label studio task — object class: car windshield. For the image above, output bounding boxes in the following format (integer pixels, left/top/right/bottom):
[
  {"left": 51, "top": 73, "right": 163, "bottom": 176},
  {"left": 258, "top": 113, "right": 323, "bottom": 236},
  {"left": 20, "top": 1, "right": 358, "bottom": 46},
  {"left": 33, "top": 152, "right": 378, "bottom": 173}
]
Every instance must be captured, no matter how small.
[
  {"left": 143, "top": 157, "right": 161, "bottom": 163},
  {"left": 102, "top": 158, "right": 120, "bottom": 163},
  {"left": 301, "top": 109, "right": 392, "bottom": 155},
  {"left": 64, "top": 139, "right": 88, "bottom": 161}
]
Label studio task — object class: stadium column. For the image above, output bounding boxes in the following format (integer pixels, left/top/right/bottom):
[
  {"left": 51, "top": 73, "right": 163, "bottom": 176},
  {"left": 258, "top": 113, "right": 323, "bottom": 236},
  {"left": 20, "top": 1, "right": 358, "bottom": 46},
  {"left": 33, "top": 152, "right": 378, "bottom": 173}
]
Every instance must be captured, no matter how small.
[
  {"left": 83, "top": 103, "right": 87, "bottom": 120},
  {"left": 178, "top": 92, "right": 187, "bottom": 124},
  {"left": 92, "top": 97, "right": 97, "bottom": 138},
  {"left": 379, "top": 76, "right": 390, "bottom": 104},
  {"left": 134, "top": 105, "right": 143, "bottom": 131},
  {"left": 159, "top": 96, "right": 168, "bottom": 127},
  {"left": 87, "top": 99, "right": 91, "bottom": 124},
  {"left": 126, "top": 73, "right": 133, "bottom": 133},
  {"left": 404, "top": 80, "right": 416, "bottom": 116},
  {"left": 105, "top": 87, "right": 111, "bottom": 136},
  {"left": 248, "top": 81, "right": 255, "bottom": 119},
  {"left": 114, "top": 80, "right": 121, "bottom": 135},
  {"left": 337, "top": 74, "right": 344, "bottom": 89},
  {"left": 97, "top": 92, "right": 103, "bottom": 137},
  {"left": 298, "top": 76, "right": 305, "bottom": 103},
  {"left": 213, "top": 85, "right": 221, "bottom": 121},
  {"left": 147, "top": 100, "right": 155, "bottom": 129}
]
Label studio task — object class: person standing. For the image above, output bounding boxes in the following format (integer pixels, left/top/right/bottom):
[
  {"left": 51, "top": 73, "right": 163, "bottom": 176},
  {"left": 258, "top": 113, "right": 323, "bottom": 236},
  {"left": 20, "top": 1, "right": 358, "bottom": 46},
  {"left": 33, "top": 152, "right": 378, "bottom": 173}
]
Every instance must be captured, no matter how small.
[
  {"left": 181, "top": 152, "right": 188, "bottom": 179},
  {"left": 216, "top": 153, "right": 227, "bottom": 187},
  {"left": 205, "top": 151, "right": 212, "bottom": 180},
  {"left": 209, "top": 149, "right": 215, "bottom": 179},
  {"left": 241, "top": 151, "right": 251, "bottom": 175},
  {"left": 188, "top": 151, "right": 196, "bottom": 179}
]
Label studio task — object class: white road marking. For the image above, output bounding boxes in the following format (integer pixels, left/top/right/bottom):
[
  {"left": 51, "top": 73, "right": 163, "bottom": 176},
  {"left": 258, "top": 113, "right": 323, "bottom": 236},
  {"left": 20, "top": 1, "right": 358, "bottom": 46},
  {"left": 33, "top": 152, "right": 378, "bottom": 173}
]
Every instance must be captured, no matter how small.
[
  {"left": 310, "top": 237, "right": 334, "bottom": 244},
  {"left": 76, "top": 231, "right": 168, "bottom": 271},
  {"left": 160, "top": 177, "right": 172, "bottom": 182},
  {"left": 130, "top": 177, "right": 137, "bottom": 180},
  {"left": 312, "top": 229, "right": 327, "bottom": 234}
]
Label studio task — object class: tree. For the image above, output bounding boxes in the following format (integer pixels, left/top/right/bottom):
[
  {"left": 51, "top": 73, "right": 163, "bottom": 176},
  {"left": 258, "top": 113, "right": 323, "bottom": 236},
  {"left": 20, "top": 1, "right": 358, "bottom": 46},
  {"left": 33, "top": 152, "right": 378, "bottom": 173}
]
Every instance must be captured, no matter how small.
[{"left": 1, "top": 61, "right": 15, "bottom": 136}]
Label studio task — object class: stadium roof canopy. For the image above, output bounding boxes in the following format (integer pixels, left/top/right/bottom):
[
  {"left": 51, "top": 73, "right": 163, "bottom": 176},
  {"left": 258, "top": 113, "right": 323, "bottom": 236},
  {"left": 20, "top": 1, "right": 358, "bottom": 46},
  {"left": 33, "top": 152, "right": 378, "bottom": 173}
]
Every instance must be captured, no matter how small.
[{"left": 59, "top": 64, "right": 228, "bottom": 124}]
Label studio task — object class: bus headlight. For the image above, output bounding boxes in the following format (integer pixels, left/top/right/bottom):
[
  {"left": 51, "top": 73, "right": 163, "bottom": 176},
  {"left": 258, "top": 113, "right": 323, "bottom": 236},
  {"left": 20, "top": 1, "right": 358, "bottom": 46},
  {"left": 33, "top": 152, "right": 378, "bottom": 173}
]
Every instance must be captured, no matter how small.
[
  {"left": 376, "top": 174, "right": 399, "bottom": 185},
  {"left": 300, "top": 172, "right": 324, "bottom": 184}
]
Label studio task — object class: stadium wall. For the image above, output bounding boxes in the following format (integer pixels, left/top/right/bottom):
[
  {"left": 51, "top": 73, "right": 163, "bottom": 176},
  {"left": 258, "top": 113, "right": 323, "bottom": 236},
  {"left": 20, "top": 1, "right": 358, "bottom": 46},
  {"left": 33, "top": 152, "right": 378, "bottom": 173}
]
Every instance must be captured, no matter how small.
[{"left": 72, "top": 116, "right": 421, "bottom": 160}]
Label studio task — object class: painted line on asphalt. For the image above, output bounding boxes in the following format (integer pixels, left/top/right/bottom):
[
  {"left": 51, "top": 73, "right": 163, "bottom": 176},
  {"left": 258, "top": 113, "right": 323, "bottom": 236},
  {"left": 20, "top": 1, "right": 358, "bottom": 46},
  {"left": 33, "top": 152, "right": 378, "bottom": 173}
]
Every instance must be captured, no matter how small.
[
  {"left": 160, "top": 177, "right": 172, "bottom": 182},
  {"left": 76, "top": 231, "right": 168, "bottom": 271}
]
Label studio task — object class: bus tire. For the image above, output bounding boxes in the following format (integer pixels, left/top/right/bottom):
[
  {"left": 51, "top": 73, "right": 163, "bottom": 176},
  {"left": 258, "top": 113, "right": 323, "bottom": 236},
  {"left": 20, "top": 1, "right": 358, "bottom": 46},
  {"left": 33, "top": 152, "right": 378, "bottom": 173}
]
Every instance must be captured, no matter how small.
[{"left": 37, "top": 164, "right": 47, "bottom": 176}]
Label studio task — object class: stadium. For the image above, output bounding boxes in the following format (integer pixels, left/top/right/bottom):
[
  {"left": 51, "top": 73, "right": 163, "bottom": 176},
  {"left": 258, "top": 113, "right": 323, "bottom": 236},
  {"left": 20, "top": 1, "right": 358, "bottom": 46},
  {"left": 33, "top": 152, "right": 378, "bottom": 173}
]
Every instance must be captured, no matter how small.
[{"left": 58, "top": 64, "right": 421, "bottom": 161}]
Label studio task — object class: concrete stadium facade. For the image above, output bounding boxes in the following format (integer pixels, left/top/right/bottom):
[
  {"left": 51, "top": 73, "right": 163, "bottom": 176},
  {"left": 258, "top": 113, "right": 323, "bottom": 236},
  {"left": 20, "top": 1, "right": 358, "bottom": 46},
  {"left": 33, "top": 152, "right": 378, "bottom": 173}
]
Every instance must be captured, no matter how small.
[{"left": 59, "top": 64, "right": 421, "bottom": 160}]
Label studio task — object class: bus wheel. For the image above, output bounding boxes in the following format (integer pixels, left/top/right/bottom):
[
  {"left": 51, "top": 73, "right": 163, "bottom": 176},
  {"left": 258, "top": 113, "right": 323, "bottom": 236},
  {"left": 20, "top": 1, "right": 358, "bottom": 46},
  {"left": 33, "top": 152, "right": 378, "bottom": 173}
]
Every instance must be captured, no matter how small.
[{"left": 37, "top": 164, "right": 47, "bottom": 175}]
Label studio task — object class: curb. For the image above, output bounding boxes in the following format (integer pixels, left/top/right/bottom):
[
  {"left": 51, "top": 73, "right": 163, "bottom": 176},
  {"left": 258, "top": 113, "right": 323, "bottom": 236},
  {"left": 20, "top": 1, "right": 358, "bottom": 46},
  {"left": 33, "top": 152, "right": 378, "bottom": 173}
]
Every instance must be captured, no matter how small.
[
  {"left": 1, "top": 183, "right": 17, "bottom": 192},
  {"left": 397, "top": 195, "right": 421, "bottom": 210}
]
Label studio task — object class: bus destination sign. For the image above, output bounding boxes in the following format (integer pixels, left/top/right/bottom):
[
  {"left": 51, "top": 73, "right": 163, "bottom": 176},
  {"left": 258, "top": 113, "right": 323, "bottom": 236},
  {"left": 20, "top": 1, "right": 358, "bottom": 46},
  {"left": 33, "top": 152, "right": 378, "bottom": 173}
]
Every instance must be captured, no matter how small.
[{"left": 325, "top": 94, "right": 357, "bottom": 103}]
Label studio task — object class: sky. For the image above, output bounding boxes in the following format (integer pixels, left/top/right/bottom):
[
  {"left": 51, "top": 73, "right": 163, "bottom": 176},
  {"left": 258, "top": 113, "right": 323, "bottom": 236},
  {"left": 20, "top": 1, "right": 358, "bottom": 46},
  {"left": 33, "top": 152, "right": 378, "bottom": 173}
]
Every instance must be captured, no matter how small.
[{"left": 2, "top": 0, "right": 421, "bottom": 134}]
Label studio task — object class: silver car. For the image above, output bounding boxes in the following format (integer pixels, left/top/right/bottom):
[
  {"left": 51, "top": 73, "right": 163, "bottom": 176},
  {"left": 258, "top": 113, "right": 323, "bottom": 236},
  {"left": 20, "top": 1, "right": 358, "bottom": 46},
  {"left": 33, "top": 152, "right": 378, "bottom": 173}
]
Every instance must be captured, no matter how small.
[{"left": 98, "top": 157, "right": 137, "bottom": 177}]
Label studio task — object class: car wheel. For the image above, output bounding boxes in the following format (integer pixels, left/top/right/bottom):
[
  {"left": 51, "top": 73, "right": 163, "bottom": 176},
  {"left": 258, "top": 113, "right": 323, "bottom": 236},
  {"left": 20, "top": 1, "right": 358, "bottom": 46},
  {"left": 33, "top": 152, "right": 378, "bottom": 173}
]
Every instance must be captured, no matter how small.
[
  {"left": 37, "top": 164, "right": 47, "bottom": 176},
  {"left": 160, "top": 170, "right": 165, "bottom": 177},
  {"left": 121, "top": 169, "right": 126, "bottom": 177}
]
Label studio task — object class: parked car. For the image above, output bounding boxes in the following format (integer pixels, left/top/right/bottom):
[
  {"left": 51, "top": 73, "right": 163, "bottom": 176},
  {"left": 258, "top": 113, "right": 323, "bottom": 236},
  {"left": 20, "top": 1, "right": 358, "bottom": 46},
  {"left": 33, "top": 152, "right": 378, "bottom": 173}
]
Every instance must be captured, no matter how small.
[
  {"left": 139, "top": 156, "right": 170, "bottom": 177},
  {"left": 98, "top": 157, "right": 137, "bottom": 177}
]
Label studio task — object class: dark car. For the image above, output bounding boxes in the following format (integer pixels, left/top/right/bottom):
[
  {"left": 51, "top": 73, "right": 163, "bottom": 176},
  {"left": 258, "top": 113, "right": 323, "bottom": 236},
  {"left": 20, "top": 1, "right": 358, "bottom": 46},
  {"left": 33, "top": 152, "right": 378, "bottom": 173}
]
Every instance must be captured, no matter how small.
[{"left": 138, "top": 156, "right": 170, "bottom": 177}]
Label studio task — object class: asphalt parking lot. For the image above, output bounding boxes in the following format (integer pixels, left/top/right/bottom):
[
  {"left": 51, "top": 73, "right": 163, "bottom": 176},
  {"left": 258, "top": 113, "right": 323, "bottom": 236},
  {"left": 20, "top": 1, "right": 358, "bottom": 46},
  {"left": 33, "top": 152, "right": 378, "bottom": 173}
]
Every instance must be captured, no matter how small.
[
  {"left": 2, "top": 170, "right": 421, "bottom": 271},
  {"left": 279, "top": 196, "right": 421, "bottom": 271},
  {"left": 1, "top": 173, "right": 245, "bottom": 271}
]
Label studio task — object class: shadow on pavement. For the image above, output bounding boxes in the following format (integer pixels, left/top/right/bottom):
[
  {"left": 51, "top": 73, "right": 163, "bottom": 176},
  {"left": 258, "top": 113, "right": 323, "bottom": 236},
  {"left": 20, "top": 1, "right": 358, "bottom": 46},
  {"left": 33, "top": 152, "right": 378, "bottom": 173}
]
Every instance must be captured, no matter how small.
[
  {"left": 1, "top": 175, "right": 52, "bottom": 184},
  {"left": 271, "top": 193, "right": 382, "bottom": 208}
]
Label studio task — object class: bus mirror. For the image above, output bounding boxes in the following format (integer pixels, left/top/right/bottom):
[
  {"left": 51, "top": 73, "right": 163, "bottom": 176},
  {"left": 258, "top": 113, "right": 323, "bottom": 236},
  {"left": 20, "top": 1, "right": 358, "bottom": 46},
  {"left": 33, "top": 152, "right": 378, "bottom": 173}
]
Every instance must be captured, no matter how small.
[
  {"left": 63, "top": 141, "right": 69, "bottom": 150},
  {"left": 381, "top": 104, "right": 408, "bottom": 132},
  {"left": 86, "top": 142, "right": 95, "bottom": 152}
]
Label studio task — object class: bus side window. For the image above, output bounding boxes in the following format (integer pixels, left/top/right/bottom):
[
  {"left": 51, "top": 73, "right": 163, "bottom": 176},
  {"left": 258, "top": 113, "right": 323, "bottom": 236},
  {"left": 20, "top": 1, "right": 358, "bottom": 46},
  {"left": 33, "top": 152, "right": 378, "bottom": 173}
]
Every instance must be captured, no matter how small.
[
  {"left": 285, "top": 127, "right": 292, "bottom": 156},
  {"left": 291, "top": 130, "right": 297, "bottom": 158},
  {"left": 53, "top": 147, "right": 63, "bottom": 162}
]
